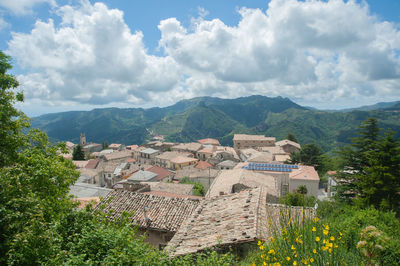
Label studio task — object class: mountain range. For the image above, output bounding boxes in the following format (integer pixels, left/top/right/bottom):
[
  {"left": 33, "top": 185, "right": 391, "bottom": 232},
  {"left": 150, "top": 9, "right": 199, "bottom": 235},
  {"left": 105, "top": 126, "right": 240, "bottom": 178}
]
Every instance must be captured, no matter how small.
[{"left": 31, "top": 95, "right": 400, "bottom": 153}]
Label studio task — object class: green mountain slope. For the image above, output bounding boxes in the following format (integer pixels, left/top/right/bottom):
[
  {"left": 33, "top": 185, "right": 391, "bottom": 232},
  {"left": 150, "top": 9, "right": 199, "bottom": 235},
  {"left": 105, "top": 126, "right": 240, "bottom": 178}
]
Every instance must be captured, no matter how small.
[{"left": 31, "top": 96, "right": 400, "bottom": 152}]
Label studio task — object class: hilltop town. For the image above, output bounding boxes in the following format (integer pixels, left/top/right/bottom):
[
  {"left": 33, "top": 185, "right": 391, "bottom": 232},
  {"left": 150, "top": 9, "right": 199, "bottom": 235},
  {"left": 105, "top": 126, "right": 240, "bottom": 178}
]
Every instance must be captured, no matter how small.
[{"left": 66, "top": 132, "right": 324, "bottom": 252}]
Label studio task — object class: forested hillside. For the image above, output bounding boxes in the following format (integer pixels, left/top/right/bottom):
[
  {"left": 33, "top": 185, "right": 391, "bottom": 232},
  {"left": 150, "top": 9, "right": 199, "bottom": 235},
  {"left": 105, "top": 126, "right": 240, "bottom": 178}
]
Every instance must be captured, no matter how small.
[{"left": 31, "top": 95, "right": 400, "bottom": 152}]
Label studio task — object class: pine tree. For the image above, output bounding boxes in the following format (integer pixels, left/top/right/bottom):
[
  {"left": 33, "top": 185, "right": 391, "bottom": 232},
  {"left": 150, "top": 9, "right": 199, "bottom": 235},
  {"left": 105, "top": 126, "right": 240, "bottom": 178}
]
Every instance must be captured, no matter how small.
[
  {"left": 72, "top": 144, "right": 85, "bottom": 160},
  {"left": 286, "top": 133, "right": 298, "bottom": 143}
]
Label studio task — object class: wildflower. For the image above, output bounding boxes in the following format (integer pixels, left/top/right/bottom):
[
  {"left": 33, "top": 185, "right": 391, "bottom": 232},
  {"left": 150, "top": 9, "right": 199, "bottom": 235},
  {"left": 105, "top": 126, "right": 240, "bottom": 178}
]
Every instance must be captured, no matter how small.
[
  {"left": 313, "top": 217, "right": 319, "bottom": 223},
  {"left": 259, "top": 245, "right": 265, "bottom": 250},
  {"left": 293, "top": 261, "right": 297, "bottom": 265},
  {"left": 323, "top": 230, "right": 329, "bottom": 235},
  {"left": 258, "top": 240, "right": 262, "bottom": 246},
  {"left": 310, "top": 258, "right": 314, "bottom": 263},
  {"left": 328, "top": 248, "right": 332, "bottom": 254},
  {"left": 312, "top": 227, "right": 316, "bottom": 232},
  {"left": 268, "top": 249, "right": 275, "bottom": 255},
  {"left": 325, "top": 224, "right": 330, "bottom": 230},
  {"left": 291, "top": 245, "right": 296, "bottom": 250},
  {"left": 263, "top": 262, "right": 267, "bottom": 266},
  {"left": 315, "top": 236, "right": 320, "bottom": 242},
  {"left": 321, "top": 246, "right": 328, "bottom": 251},
  {"left": 334, "top": 244, "right": 338, "bottom": 248},
  {"left": 330, "top": 236, "right": 335, "bottom": 241},
  {"left": 313, "top": 249, "right": 317, "bottom": 254},
  {"left": 286, "top": 257, "right": 291, "bottom": 261}
]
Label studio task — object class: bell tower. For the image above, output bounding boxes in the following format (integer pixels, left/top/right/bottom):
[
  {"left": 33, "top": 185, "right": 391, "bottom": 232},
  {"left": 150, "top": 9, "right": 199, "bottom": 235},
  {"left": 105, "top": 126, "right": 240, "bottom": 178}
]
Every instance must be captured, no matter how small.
[{"left": 80, "top": 132, "right": 86, "bottom": 146}]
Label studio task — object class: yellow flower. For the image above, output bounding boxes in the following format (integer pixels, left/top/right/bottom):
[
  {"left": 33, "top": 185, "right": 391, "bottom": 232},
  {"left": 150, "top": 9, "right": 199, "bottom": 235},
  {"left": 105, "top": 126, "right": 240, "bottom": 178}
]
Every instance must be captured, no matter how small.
[
  {"left": 293, "top": 261, "right": 297, "bottom": 265},
  {"left": 330, "top": 236, "right": 335, "bottom": 241},
  {"left": 258, "top": 240, "right": 262, "bottom": 246},
  {"left": 313, "top": 217, "right": 319, "bottom": 223},
  {"left": 263, "top": 262, "right": 267, "bottom": 266},
  {"left": 339, "top": 232, "right": 343, "bottom": 236},
  {"left": 325, "top": 224, "right": 330, "bottom": 230},
  {"left": 286, "top": 257, "right": 291, "bottom": 261},
  {"left": 291, "top": 245, "right": 296, "bottom": 250},
  {"left": 334, "top": 244, "right": 338, "bottom": 248},
  {"left": 310, "top": 258, "right": 314, "bottom": 263},
  {"left": 321, "top": 246, "right": 328, "bottom": 251},
  {"left": 313, "top": 249, "right": 317, "bottom": 254},
  {"left": 268, "top": 249, "right": 275, "bottom": 255},
  {"left": 260, "top": 245, "right": 264, "bottom": 250},
  {"left": 323, "top": 230, "right": 329, "bottom": 235},
  {"left": 328, "top": 248, "right": 332, "bottom": 254},
  {"left": 315, "top": 236, "right": 320, "bottom": 242},
  {"left": 312, "top": 227, "right": 316, "bottom": 232}
]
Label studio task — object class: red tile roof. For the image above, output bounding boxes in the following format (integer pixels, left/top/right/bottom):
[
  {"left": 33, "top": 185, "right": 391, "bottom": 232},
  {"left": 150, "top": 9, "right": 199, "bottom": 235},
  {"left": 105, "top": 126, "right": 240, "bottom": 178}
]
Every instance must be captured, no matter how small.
[
  {"left": 145, "top": 165, "right": 174, "bottom": 181},
  {"left": 195, "top": 160, "right": 212, "bottom": 170},
  {"left": 85, "top": 159, "right": 100, "bottom": 169}
]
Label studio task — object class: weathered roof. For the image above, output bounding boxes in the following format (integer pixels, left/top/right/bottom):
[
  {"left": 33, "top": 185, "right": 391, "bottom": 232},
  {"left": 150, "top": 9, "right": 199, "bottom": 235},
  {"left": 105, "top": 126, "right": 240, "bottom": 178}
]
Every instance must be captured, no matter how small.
[
  {"left": 197, "top": 147, "right": 214, "bottom": 154},
  {"left": 126, "top": 144, "right": 139, "bottom": 150},
  {"left": 95, "top": 189, "right": 200, "bottom": 232},
  {"left": 276, "top": 139, "right": 301, "bottom": 149},
  {"left": 128, "top": 170, "right": 158, "bottom": 182},
  {"left": 145, "top": 165, "right": 174, "bottom": 181},
  {"left": 274, "top": 154, "right": 291, "bottom": 163},
  {"left": 233, "top": 134, "right": 275, "bottom": 141},
  {"left": 78, "top": 168, "right": 100, "bottom": 179},
  {"left": 174, "top": 168, "right": 220, "bottom": 179},
  {"left": 166, "top": 188, "right": 315, "bottom": 256},
  {"left": 195, "top": 161, "right": 212, "bottom": 170},
  {"left": 85, "top": 159, "right": 100, "bottom": 169},
  {"left": 141, "top": 182, "right": 194, "bottom": 195},
  {"left": 260, "top": 146, "right": 287, "bottom": 155},
  {"left": 98, "top": 161, "right": 122, "bottom": 173},
  {"left": 217, "top": 160, "right": 238, "bottom": 168},
  {"left": 141, "top": 148, "right": 160, "bottom": 155},
  {"left": 197, "top": 138, "right": 220, "bottom": 146},
  {"left": 247, "top": 152, "right": 274, "bottom": 163},
  {"left": 170, "top": 156, "right": 198, "bottom": 164},
  {"left": 156, "top": 151, "right": 190, "bottom": 161},
  {"left": 142, "top": 191, "right": 203, "bottom": 199},
  {"left": 109, "top": 143, "right": 122, "bottom": 148},
  {"left": 290, "top": 165, "right": 320, "bottom": 181},
  {"left": 69, "top": 182, "right": 112, "bottom": 198},
  {"left": 104, "top": 150, "right": 132, "bottom": 161},
  {"left": 73, "top": 160, "right": 89, "bottom": 168},
  {"left": 206, "top": 168, "right": 279, "bottom": 198},
  {"left": 166, "top": 187, "right": 268, "bottom": 256},
  {"left": 172, "top": 142, "right": 203, "bottom": 152}
]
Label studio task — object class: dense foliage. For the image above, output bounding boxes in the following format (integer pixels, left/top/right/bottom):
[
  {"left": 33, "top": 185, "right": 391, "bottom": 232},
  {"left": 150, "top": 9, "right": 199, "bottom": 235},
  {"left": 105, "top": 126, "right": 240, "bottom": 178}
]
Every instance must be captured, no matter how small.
[
  {"left": 337, "top": 117, "right": 400, "bottom": 212},
  {"left": 178, "top": 177, "right": 206, "bottom": 196},
  {"left": 72, "top": 144, "right": 85, "bottom": 160}
]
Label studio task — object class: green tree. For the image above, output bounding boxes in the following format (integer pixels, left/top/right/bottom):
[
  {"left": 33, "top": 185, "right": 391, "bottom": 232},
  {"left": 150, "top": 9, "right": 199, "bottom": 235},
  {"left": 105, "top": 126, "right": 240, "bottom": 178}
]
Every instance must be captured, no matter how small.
[
  {"left": 338, "top": 118, "right": 400, "bottom": 213},
  {"left": 72, "top": 144, "right": 85, "bottom": 160},
  {"left": 288, "top": 143, "right": 325, "bottom": 173},
  {"left": 286, "top": 133, "right": 298, "bottom": 143},
  {"left": 0, "top": 51, "right": 29, "bottom": 167},
  {"left": 296, "top": 185, "right": 308, "bottom": 195}
]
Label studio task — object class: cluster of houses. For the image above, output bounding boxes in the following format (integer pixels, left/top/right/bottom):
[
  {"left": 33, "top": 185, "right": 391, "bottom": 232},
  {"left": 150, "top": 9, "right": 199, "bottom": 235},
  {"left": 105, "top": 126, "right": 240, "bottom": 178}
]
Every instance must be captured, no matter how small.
[{"left": 66, "top": 133, "right": 318, "bottom": 254}]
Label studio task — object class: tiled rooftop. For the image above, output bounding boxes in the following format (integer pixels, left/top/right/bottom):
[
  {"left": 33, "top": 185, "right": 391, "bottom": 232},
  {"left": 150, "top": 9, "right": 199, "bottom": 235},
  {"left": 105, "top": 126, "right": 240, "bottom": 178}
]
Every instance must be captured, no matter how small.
[
  {"left": 95, "top": 190, "right": 200, "bottom": 232},
  {"left": 103, "top": 150, "right": 132, "bottom": 161},
  {"left": 276, "top": 139, "right": 301, "bottom": 149},
  {"left": 290, "top": 165, "right": 320, "bottom": 181},
  {"left": 197, "top": 138, "right": 220, "bottom": 146},
  {"left": 233, "top": 134, "right": 276, "bottom": 141}
]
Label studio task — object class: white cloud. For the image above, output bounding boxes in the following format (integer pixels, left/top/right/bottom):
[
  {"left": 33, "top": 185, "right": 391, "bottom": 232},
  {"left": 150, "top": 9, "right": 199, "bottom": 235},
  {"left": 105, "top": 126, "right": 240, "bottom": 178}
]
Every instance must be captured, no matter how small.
[
  {"left": 0, "top": 0, "right": 56, "bottom": 15},
  {"left": 0, "top": 16, "right": 8, "bottom": 30},
  {"left": 7, "top": 0, "right": 400, "bottom": 111},
  {"left": 8, "top": 1, "right": 181, "bottom": 106}
]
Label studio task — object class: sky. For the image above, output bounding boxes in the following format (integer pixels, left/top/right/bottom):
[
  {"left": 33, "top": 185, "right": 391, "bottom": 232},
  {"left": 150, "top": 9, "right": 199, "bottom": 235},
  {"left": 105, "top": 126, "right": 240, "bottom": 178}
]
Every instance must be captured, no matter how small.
[{"left": 1, "top": 0, "right": 400, "bottom": 117}]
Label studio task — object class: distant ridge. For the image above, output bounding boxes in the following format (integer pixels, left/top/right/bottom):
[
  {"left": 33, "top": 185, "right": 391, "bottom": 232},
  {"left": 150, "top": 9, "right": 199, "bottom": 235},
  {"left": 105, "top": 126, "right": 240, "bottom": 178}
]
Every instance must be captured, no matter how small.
[{"left": 31, "top": 95, "right": 400, "bottom": 152}]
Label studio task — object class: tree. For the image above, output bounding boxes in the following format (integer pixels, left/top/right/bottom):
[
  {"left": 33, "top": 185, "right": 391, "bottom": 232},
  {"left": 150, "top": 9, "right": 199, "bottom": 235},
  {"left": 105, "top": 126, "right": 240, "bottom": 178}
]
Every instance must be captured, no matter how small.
[
  {"left": 338, "top": 118, "right": 400, "bottom": 213},
  {"left": 0, "top": 51, "right": 29, "bottom": 167},
  {"left": 72, "top": 144, "right": 85, "bottom": 160},
  {"left": 102, "top": 141, "right": 108, "bottom": 150},
  {"left": 288, "top": 143, "right": 325, "bottom": 173},
  {"left": 296, "top": 185, "right": 308, "bottom": 195},
  {"left": 286, "top": 133, "right": 298, "bottom": 143}
]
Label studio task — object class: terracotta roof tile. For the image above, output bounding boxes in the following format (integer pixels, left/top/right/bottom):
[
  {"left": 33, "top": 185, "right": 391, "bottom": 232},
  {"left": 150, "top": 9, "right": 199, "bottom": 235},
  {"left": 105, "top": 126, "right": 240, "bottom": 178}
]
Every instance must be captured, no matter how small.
[
  {"left": 195, "top": 161, "right": 212, "bottom": 170},
  {"left": 95, "top": 190, "right": 200, "bottom": 232}
]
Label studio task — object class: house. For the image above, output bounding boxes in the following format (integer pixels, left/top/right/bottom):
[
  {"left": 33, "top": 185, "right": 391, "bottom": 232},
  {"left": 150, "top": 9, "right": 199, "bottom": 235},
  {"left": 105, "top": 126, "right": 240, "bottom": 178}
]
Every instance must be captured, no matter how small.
[
  {"left": 196, "top": 147, "right": 215, "bottom": 161},
  {"left": 95, "top": 190, "right": 200, "bottom": 249},
  {"left": 247, "top": 152, "right": 274, "bottom": 163},
  {"left": 174, "top": 168, "right": 220, "bottom": 191},
  {"left": 143, "top": 141, "right": 176, "bottom": 152},
  {"left": 145, "top": 165, "right": 175, "bottom": 181},
  {"left": 138, "top": 148, "right": 160, "bottom": 164},
  {"left": 155, "top": 151, "right": 192, "bottom": 169},
  {"left": 233, "top": 134, "right": 275, "bottom": 151},
  {"left": 141, "top": 182, "right": 194, "bottom": 196},
  {"left": 85, "top": 159, "right": 100, "bottom": 169},
  {"left": 289, "top": 165, "right": 320, "bottom": 197},
  {"left": 195, "top": 161, "right": 212, "bottom": 170},
  {"left": 127, "top": 170, "right": 158, "bottom": 183},
  {"left": 206, "top": 168, "right": 280, "bottom": 200},
  {"left": 108, "top": 143, "right": 125, "bottom": 151},
  {"left": 274, "top": 154, "right": 291, "bottom": 163},
  {"left": 98, "top": 161, "right": 129, "bottom": 188},
  {"left": 217, "top": 160, "right": 238, "bottom": 170},
  {"left": 69, "top": 182, "right": 112, "bottom": 199},
  {"left": 208, "top": 146, "right": 240, "bottom": 165},
  {"left": 171, "top": 142, "right": 203, "bottom": 155},
  {"left": 276, "top": 139, "right": 301, "bottom": 154},
  {"left": 166, "top": 187, "right": 314, "bottom": 256},
  {"left": 73, "top": 160, "right": 89, "bottom": 169},
  {"left": 82, "top": 143, "right": 103, "bottom": 155},
  {"left": 197, "top": 138, "right": 220, "bottom": 146},
  {"left": 77, "top": 168, "right": 101, "bottom": 185},
  {"left": 126, "top": 144, "right": 139, "bottom": 150},
  {"left": 170, "top": 156, "right": 198, "bottom": 170},
  {"left": 102, "top": 150, "right": 133, "bottom": 162},
  {"left": 238, "top": 148, "right": 262, "bottom": 162}
]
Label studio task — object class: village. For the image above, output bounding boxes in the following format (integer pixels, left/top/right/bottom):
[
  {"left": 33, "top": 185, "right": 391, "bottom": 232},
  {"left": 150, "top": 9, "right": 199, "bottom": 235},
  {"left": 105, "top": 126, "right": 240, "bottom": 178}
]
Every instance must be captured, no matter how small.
[{"left": 63, "top": 133, "right": 328, "bottom": 255}]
